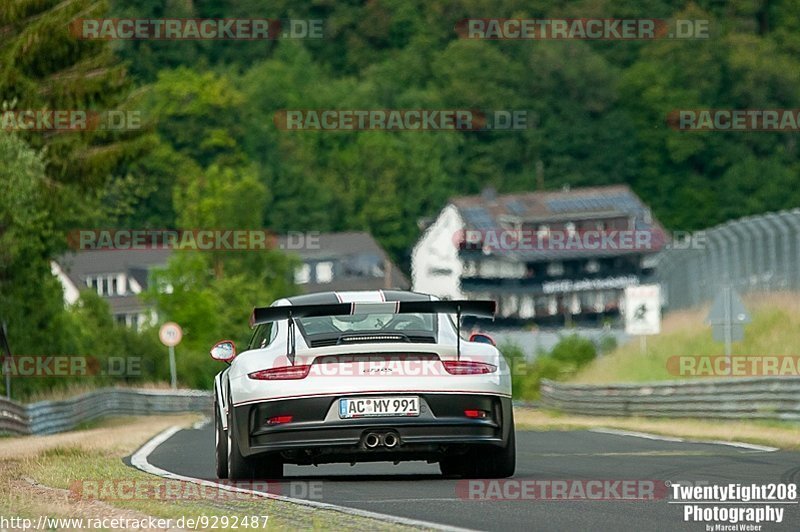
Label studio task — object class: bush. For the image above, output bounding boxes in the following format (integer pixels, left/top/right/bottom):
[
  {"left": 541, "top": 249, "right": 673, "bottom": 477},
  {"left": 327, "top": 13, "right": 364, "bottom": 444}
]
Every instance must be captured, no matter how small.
[
  {"left": 549, "top": 334, "right": 597, "bottom": 367},
  {"left": 500, "top": 335, "right": 598, "bottom": 400}
]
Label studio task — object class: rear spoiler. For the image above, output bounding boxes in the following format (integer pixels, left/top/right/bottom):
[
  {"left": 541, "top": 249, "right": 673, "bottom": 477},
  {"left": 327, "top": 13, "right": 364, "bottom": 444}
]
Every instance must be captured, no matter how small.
[{"left": 250, "top": 300, "right": 496, "bottom": 327}]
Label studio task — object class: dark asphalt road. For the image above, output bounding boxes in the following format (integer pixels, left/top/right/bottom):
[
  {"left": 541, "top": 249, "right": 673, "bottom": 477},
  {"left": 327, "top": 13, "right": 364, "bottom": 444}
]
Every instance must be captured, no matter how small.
[{"left": 142, "top": 422, "right": 800, "bottom": 531}]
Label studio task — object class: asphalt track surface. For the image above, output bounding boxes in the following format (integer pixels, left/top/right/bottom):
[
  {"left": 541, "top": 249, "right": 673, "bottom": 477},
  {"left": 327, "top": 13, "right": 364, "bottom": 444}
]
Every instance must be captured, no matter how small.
[{"left": 143, "top": 422, "right": 800, "bottom": 531}]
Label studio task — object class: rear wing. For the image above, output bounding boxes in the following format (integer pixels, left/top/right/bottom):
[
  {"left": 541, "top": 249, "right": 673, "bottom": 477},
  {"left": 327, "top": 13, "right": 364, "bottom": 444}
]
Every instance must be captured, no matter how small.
[{"left": 250, "top": 300, "right": 496, "bottom": 327}]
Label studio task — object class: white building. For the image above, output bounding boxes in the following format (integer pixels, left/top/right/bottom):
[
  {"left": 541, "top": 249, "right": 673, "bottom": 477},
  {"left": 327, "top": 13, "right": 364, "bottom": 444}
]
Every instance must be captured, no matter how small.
[
  {"left": 412, "top": 185, "right": 665, "bottom": 326},
  {"left": 53, "top": 248, "right": 170, "bottom": 330}
]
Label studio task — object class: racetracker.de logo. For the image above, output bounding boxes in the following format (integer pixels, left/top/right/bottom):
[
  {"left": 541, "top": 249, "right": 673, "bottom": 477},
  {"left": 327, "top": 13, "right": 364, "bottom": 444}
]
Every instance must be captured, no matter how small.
[
  {"left": 454, "top": 228, "right": 667, "bottom": 253},
  {"left": 1, "top": 110, "right": 141, "bottom": 132},
  {"left": 67, "top": 229, "right": 321, "bottom": 251},
  {"left": 69, "top": 479, "right": 323, "bottom": 501},
  {"left": 667, "top": 355, "right": 800, "bottom": 377},
  {"left": 1, "top": 356, "right": 141, "bottom": 377},
  {"left": 456, "top": 479, "right": 669, "bottom": 500},
  {"left": 668, "top": 109, "right": 800, "bottom": 131},
  {"left": 274, "top": 109, "right": 530, "bottom": 131},
  {"left": 456, "top": 18, "right": 709, "bottom": 40},
  {"left": 70, "top": 18, "right": 323, "bottom": 40}
]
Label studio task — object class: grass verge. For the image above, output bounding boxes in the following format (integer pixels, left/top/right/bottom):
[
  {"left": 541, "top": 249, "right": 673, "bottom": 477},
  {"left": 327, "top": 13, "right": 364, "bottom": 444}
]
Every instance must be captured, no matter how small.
[
  {"left": 0, "top": 415, "right": 419, "bottom": 531},
  {"left": 515, "top": 407, "right": 800, "bottom": 450},
  {"left": 572, "top": 292, "right": 800, "bottom": 383}
]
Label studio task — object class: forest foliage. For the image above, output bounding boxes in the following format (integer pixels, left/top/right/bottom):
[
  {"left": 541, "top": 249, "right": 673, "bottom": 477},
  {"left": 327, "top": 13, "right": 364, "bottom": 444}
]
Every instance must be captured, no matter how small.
[{"left": 1, "top": 0, "right": 798, "bottom": 395}]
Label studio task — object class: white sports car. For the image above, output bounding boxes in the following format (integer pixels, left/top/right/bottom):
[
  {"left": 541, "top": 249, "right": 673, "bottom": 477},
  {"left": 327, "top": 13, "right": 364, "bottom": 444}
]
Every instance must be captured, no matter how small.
[{"left": 211, "top": 290, "right": 514, "bottom": 480}]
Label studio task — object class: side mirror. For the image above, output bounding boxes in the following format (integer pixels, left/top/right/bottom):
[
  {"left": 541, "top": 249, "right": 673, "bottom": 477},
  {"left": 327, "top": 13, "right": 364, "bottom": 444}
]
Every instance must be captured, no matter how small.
[
  {"left": 469, "top": 332, "right": 496, "bottom": 346},
  {"left": 210, "top": 340, "right": 236, "bottom": 362}
]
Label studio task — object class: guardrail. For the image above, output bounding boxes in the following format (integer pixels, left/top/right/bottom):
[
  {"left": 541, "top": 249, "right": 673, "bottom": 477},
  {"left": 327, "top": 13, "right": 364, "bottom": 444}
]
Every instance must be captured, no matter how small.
[
  {"left": 0, "top": 388, "right": 212, "bottom": 436},
  {"left": 539, "top": 377, "right": 800, "bottom": 421}
]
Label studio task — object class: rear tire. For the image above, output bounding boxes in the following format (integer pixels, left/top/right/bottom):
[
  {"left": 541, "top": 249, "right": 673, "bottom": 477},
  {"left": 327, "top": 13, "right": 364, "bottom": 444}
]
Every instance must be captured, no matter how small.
[
  {"left": 439, "top": 419, "right": 516, "bottom": 479},
  {"left": 482, "top": 426, "right": 515, "bottom": 478},
  {"left": 214, "top": 399, "right": 228, "bottom": 479},
  {"left": 226, "top": 391, "right": 284, "bottom": 480}
]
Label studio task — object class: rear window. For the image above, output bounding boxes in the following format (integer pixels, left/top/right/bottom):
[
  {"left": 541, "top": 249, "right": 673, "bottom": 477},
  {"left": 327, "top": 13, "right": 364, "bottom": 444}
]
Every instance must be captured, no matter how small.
[{"left": 296, "top": 312, "right": 438, "bottom": 343}]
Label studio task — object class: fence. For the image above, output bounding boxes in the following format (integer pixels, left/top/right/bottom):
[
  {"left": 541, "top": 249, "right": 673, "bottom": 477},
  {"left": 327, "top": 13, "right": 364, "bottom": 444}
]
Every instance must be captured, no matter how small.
[
  {"left": 539, "top": 377, "right": 800, "bottom": 421},
  {"left": 656, "top": 209, "right": 800, "bottom": 310},
  {"left": 0, "top": 388, "right": 212, "bottom": 436}
]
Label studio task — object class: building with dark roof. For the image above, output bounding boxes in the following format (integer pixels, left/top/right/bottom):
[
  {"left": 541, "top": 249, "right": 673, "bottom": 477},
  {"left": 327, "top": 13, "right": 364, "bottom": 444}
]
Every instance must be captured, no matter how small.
[
  {"left": 411, "top": 185, "right": 666, "bottom": 325},
  {"left": 53, "top": 248, "right": 171, "bottom": 330},
  {"left": 281, "top": 231, "right": 409, "bottom": 293},
  {"left": 53, "top": 232, "right": 408, "bottom": 329}
]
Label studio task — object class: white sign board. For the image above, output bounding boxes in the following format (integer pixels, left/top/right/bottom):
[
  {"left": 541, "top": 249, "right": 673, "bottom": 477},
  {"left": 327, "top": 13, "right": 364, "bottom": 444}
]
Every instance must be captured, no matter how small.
[
  {"left": 624, "top": 284, "right": 661, "bottom": 335},
  {"left": 159, "top": 322, "right": 183, "bottom": 347}
]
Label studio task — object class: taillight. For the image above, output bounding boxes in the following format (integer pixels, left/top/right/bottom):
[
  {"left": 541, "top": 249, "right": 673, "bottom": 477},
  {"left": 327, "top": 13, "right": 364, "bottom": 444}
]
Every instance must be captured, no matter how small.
[
  {"left": 442, "top": 360, "right": 497, "bottom": 375},
  {"left": 267, "top": 415, "right": 293, "bottom": 425},
  {"left": 464, "top": 409, "right": 488, "bottom": 418},
  {"left": 249, "top": 365, "right": 311, "bottom": 380}
]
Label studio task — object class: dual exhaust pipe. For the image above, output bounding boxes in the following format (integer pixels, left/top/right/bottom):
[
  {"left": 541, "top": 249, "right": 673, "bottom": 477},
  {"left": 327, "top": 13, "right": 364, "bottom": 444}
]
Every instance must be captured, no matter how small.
[{"left": 364, "top": 431, "right": 400, "bottom": 449}]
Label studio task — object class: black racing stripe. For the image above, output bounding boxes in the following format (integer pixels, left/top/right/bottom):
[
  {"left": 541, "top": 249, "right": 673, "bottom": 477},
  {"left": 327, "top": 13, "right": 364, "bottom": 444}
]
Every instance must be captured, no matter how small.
[{"left": 284, "top": 291, "right": 341, "bottom": 305}]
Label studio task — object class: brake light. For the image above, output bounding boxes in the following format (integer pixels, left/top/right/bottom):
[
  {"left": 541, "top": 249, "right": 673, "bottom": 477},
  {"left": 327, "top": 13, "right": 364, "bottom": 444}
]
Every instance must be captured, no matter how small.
[
  {"left": 249, "top": 365, "right": 311, "bottom": 380},
  {"left": 442, "top": 360, "right": 497, "bottom": 375},
  {"left": 464, "top": 409, "right": 488, "bottom": 418},
  {"left": 267, "top": 415, "right": 293, "bottom": 425}
]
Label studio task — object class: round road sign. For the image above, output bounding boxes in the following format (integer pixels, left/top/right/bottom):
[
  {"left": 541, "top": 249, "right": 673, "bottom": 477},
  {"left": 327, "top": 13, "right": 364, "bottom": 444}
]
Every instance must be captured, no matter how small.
[{"left": 159, "top": 322, "right": 183, "bottom": 347}]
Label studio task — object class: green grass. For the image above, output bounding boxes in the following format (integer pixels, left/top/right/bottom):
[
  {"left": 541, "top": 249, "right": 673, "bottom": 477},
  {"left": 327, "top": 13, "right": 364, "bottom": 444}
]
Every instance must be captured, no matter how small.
[
  {"left": 572, "top": 292, "right": 800, "bottom": 384},
  {"left": 25, "top": 447, "right": 378, "bottom": 530},
  {"left": 0, "top": 416, "right": 419, "bottom": 531}
]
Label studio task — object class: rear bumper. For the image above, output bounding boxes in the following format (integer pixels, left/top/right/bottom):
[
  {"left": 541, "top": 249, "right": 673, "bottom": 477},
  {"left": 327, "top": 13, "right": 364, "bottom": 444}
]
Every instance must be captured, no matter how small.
[{"left": 230, "top": 393, "right": 513, "bottom": 464}]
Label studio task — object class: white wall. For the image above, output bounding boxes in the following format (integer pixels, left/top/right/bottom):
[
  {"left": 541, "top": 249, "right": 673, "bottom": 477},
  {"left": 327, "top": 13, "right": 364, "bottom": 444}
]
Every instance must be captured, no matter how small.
[
  {"left": 51, "top": 261, "right": 79, "bottom": 305},
  {"left": 411, "top": 204, "right": 465, "bottom": 299}
]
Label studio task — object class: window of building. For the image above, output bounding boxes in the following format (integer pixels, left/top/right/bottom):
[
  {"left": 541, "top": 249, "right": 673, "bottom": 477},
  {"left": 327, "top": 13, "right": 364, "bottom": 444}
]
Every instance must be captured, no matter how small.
[
  {"left": 294, "top": 263, "right": 311, "bottom": 284},
  {"left": 546, "top": 262, "right": 564, "bottom": 276},
  {"left": 537, "top": 224, "right": 550, "bottom": 239},
  {"left": 316, "top": 261, "right": 334, "bottom": 283},
  {"left": 342, "top": 254, "right": 383, "bottom": 278}
]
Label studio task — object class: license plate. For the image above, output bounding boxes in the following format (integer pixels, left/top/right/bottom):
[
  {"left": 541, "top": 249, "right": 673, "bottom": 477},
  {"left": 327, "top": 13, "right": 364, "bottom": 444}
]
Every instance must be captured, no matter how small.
[{"left": 339, "top": 396, "right": 420, "bottom": 419}]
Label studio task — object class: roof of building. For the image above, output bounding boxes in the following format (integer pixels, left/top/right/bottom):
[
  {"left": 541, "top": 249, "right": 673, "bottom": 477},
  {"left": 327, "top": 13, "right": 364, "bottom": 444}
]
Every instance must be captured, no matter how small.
[
  {"left": 57, "top": 248, "right": 171, "bottom": 287},
  {"left": 452, "top": 184, "right": 645, "bottom": 223},
  {"left": 279, "top": 231, "right": 392, "bottom": 258}
]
